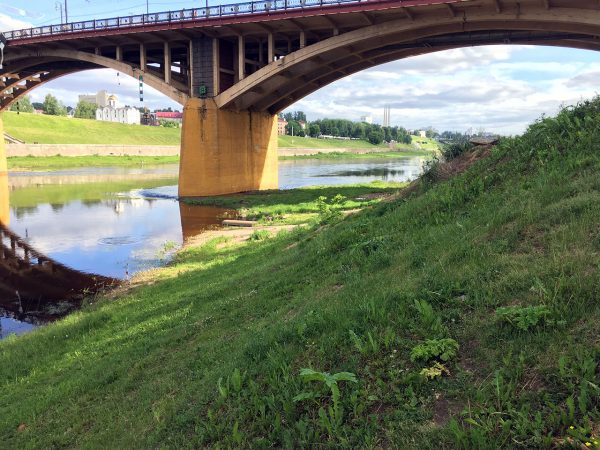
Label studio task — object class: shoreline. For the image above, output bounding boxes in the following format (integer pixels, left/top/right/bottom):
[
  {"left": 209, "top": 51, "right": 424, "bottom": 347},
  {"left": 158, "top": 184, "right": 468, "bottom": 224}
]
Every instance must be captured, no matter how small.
[{"left": 7, "top": 149, "right": 435, "bottom": 171}]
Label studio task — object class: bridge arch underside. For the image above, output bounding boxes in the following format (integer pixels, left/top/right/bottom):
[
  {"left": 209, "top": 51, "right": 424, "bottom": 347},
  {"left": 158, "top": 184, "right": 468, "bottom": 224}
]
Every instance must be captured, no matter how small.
[
  {"left": 0, "top": 52, "right": 188, "bottom": 111},
  {"left": 220, "top": 17, "right": 600, "bottom": 113}
]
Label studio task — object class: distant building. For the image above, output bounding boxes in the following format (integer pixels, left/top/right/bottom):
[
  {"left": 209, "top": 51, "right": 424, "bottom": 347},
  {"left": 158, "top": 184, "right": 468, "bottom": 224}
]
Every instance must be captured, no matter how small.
[
  {"left": 277, "top": 117, "right": 287, "bottom": 135},
  {"left": 419, "top": 130, "right": 427, "bottom": 138},
  {"left": 298, "top": 120, "right": 307, "bottom": 130},
  {"left": 79, "top": 90, "right": 109, "bottom": 107},
  {"left": 360, "top": 115, "right": 373, "bottom": 124},
  {"left": 95, "top": 94, "right": 140, "bottom": 125}
]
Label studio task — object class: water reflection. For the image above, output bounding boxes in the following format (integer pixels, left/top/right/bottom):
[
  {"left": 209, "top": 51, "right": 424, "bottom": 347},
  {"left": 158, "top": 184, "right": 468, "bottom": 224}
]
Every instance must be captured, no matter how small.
[
  {"left": 1, "top": 157, "right": 426, "bottom": 338},
  {"left": 0, "top": 173, "right": 8, "bottom": 226}
]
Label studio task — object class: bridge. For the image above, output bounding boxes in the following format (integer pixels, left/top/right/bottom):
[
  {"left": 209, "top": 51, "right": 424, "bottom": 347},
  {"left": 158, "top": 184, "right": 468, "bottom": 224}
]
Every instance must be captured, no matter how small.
[{"left": 2, "top": 0, "right": 600, "bottom": 196}]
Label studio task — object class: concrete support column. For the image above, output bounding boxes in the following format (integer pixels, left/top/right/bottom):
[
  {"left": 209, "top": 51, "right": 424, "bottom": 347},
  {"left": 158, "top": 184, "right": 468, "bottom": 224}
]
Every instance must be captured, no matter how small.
[
  {"left": 0, "top": 114, "right": 9, "bottom": 226},
  {"left": 258, "top": 40, "right": 264, "bottom": 65},
  {"left": 188, "top": 40, "right": 194, "bottom": 97},
  {"left": 116, "top": 46, "right": 123, "bottom": 61},
  {"left": 140, "top": 44, "right": 147, "bottom": 69},
  {"left": 178, "top": 99, "right": 278, "bottom": 197},
  {"left": 267, "top": 32, "right": 274, "bottom": 62},
  {"left": 238, "top": 35, "right": 245, "bottom": 81},
  {"left": 164, "top": 42, "right": 171, "bottom": 84},
  {"left": 299, "top": 31, "right": 306, "bottom": 49},
  {"left": 212, "top": 38, "right": 220, "bottom": 95}
]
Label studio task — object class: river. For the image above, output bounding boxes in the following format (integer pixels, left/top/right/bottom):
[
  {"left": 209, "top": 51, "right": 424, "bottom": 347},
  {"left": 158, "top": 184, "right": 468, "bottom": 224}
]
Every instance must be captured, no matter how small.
[{"left": 0, "top": 156, "right": 425, "bottom": 338}]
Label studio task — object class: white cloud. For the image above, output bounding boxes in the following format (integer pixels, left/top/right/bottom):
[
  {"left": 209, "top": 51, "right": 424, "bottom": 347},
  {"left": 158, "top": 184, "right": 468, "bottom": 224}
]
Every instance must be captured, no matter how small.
[
  {"left": 0, "top": 12, "right": 31, "bottom": 32},
  {"left": 290, "top": 45, "right": 600, "bottom": 134},
  {"left": 28, "top": 69, "right": 182, "bottom": 111}
]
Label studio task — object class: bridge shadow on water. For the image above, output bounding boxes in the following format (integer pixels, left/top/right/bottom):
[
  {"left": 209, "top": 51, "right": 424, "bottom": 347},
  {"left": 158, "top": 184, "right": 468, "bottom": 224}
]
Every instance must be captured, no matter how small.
[{"left": 0, "top": 224, "right": 118, "bottom": 328}]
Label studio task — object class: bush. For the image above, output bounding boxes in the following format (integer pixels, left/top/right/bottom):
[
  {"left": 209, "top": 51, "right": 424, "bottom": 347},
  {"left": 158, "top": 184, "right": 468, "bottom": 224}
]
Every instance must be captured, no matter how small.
[
  {"left": 367, "top": 130, "right": 384, "bottom": 145},
  {"left": 442, "top": 136, "right": 474, "bottom": 160}
]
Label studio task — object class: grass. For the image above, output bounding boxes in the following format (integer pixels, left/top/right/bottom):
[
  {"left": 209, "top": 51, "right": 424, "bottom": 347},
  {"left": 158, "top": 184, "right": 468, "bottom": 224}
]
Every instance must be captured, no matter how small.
[
  {"left": 185, "top": 181, "right": 406, "bottom": 224},
  {"left": 3, "top": 112, "right": 181, "bottom": 145},
  {"left": 7, "top": 155, "right": 180, "bottom": 171},
  {"left": 1, "top": 99, "right": 600, "bottom": 448},
  {"left": 278, "top": 135, "right": 388, "bottom": 149}
]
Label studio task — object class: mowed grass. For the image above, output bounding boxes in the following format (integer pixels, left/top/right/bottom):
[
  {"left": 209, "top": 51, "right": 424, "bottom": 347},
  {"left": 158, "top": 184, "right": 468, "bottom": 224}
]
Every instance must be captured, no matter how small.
[
  {"left": 1, "top": 100, "right": 600, "bottom": 448},
  {"left": 186, "top": 181, "right": 406, "bottom": 224},
  {"left": 7, "top": 155, "right": 180, "bottom": 171},
  {"left": 278, "top": 135, "right": 388, "bottom": 149},
  {"left": 3, "top": 112, "right": 181, "bottom": 145}
]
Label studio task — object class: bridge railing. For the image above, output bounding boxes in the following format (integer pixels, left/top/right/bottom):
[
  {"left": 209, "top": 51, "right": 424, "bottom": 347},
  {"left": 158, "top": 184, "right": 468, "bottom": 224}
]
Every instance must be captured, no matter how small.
[{"left": 3, "top": 0, "right": 369, "bottom": 41}]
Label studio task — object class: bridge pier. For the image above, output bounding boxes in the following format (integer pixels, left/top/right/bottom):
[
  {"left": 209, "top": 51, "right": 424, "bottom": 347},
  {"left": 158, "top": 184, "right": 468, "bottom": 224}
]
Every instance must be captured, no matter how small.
[
  {"left": 178, "top": 99, "right": 278, "bottom": 197},
  {"left": 0, "top": 114, "right": 9, "bottom": 226}
]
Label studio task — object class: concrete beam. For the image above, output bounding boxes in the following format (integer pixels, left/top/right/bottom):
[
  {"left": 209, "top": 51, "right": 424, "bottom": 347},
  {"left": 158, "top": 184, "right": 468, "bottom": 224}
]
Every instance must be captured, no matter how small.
[
  {"left": 213, "top": 38, "right": 220, "bottom": 95},
  {"left": 164, "top": 42, "right": 171, "bottom": 84},
  {"left": 238, "top": 35, "right": 245, "bottom": 80}
]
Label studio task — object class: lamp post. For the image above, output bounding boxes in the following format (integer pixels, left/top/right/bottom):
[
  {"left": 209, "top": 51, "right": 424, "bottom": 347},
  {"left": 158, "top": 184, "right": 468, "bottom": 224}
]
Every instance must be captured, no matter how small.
[{"left": 64, "top": 0, "right": 68, "bottom": 22}]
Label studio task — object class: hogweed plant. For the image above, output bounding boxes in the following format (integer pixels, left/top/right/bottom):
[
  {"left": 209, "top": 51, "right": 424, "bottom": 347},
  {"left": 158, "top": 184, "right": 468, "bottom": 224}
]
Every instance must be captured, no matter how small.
[{"left": 293, "top": 368, "right": 358, "bottom": 435}]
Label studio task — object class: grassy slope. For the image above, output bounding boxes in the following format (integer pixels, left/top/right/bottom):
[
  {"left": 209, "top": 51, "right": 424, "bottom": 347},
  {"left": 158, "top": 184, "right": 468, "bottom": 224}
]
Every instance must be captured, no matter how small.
[
  {"left": 3, "top": 112, "right": 181, "bottom": 145},
  {"left": 278, "top": 135, "right": 387, "bottom": 149},
  {"left": 1, "top": 102, "right": 600, "bottom": 448}
]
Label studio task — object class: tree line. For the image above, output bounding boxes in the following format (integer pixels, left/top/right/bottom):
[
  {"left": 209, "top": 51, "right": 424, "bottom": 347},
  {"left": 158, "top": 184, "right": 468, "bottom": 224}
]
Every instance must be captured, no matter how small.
[{"left": 280, "top": 111, "right": 413, "bottom": 145}]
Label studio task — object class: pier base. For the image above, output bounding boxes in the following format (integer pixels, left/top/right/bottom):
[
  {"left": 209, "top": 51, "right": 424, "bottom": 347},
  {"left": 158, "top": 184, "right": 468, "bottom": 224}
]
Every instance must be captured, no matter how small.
[{"left": 178, "top": 98, "right": 278, "bottom": 197}]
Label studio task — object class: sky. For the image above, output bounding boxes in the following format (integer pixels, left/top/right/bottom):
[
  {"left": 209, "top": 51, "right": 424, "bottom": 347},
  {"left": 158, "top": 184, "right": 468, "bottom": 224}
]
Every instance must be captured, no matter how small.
[{"left": 2, "top": 1, "right": 600, "bottom": 134}]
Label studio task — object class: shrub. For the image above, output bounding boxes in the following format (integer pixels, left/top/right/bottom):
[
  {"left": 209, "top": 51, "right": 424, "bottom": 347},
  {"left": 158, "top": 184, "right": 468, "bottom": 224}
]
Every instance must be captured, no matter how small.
[
  {"left": 410, "top": 338, "right": 459, "bottom": 363},
  {"left": 495, "top": 305, "right": 552, "bottom": 331}
]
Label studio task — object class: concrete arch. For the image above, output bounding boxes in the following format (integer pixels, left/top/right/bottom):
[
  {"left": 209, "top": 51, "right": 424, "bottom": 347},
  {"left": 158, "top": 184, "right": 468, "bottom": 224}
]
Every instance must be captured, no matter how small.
[
  {"left": 1, "top": 49, "right": 189, "bottom": 110},
  {"left": 216, "top": 3, "right": 600, "bottom": 113}
]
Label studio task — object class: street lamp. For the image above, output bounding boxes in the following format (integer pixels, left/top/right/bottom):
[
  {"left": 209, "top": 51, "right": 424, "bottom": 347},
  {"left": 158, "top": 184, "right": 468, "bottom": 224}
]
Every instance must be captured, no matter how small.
[{"left": 65, "top": 0, "right": 68, "bottom": 23}]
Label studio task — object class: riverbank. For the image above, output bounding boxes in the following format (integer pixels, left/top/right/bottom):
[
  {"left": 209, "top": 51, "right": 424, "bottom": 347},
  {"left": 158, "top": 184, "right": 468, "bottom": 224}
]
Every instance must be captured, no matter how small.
[
  {"left": 6, "top": 150, "right": 430, "bottom": 170},
  {"left": 184, "top": 181, "right": 405, "bottom": 224},
  {"left": 2, "top": 99, "right": 600, "bottom": 448},
  {"left": 7, "top": 155, "right": 180, "bottom": 171}
]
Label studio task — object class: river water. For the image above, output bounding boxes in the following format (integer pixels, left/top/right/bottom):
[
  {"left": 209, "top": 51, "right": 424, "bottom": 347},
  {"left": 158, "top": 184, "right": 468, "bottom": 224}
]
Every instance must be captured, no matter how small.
[{"left": 0, "top": 156, "right": 425, "bottom": 337}]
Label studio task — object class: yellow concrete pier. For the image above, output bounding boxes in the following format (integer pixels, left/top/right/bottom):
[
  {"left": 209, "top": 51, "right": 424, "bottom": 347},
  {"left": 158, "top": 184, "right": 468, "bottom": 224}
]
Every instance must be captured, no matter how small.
[
  {"left": 0, "top": 115, "right": 9, "bottom": 225},
  {"left": 178, "top": 99, "right": 278, "bottom": 197}
]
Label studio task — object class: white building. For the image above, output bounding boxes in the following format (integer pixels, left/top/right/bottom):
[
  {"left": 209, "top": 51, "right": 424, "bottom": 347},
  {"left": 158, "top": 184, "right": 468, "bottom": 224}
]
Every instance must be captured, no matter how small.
[
  {"left": 95, "top": 94, "right": 140, "bottom": 125},
  {"left": 360, "top": 115, "right": 373, "bottom": 124},
  {"left": 79, "top": 90, "right": 109, "bottom": 107}
]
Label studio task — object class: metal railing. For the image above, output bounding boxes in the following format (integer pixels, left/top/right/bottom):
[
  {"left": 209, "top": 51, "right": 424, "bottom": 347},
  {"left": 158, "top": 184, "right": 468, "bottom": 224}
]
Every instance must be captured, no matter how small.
[{"left": 3, "top": 0, "right": 374, "bottom": 41}]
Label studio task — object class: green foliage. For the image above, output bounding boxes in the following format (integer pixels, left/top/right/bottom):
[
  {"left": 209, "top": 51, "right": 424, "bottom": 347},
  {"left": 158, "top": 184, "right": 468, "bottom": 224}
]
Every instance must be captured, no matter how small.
[
  {"left": 308, "top": 123, "right": 320, "bottom": 137},
  {"left": 293, "top": 368, "right": 358, "bottom": 435},
  {"left": 495, "top": 305, "right": 552, "bottom": 331},
  {"left": 367, "top": 130, "right": 384, "bottom": 145},
  {"left": 442, "top": 135, "right": 474, "bottom": 160},
  {"left": 316, "top": 194, "right": 346, "bottom": 224},
  {"left": 42, "top": 93, "right": 67, "bottom": 116},
  {"left": 9, "top": 95, "right": 34, "bottom": 113},
  {"left": 248, "top": 230, "right": 270, "bottom": 241},
  {"left": 3, "top": 97, "right": 600, "bottom": 448},
  {"left": 159, "top": 119, "right": 179, "bottom": 128},
  {"left": 74, "top": 100, "right": 97, "bottom": 119},
  {"left": 420, "top": 362, "right": 450, "bottom": 380},
  {"left": 3, "top": 111, "right": 180, "bottom": 145},
  {"left": 410, "top": 338, "right": 459, "bottom": 363}
]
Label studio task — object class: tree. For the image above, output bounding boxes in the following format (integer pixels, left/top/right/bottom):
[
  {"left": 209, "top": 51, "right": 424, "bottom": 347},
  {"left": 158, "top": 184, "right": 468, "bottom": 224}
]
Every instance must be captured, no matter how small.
[
  {"left": 43, "top": 94, "right": 66, "bottom": 116},
  {"left": 285, "top": 120, "right": 305, "bottom": 136},
  {"left": 293, "top": 111, "right": 307, "bottom": 122},
  {"left": 308, "top": 123, "right": 320, "bottom": 137},
  {"left": 74, "top": 100, "right": 97, "bottom": 119},
  {"left": 10, "top": 96, "right": 34, "bottom": 113},
  {"left": 32, "top": 102, "right": 44, "bottom": 111},
  {"left": 367, "top": 130, "right": 384, "bottom": 145}
]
